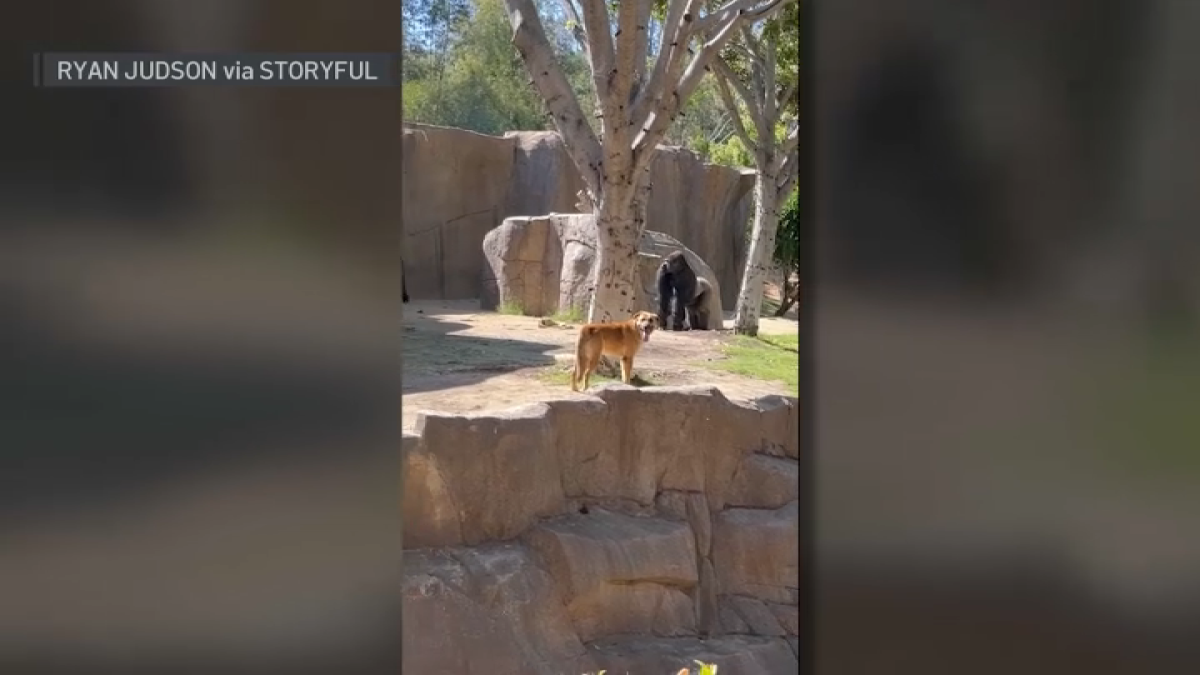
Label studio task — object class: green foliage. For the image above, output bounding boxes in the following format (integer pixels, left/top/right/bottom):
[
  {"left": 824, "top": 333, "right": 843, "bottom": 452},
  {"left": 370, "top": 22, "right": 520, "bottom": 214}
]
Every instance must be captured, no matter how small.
[
  {"left": 775, "top": 187, "right": 800, "bottom": 271},
  {"left": 404, "top": 0, "right": 594, "bottom": 135},
  {"left": 404, "top": 0, "right": 797, "bottom": 174}
]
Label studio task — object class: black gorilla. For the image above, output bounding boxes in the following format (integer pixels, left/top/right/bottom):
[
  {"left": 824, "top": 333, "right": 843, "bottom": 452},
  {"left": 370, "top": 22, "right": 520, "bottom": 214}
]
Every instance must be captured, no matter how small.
[
  {"left": 687, "top": 277, "right": 713, "bottom": 331},
  {"left": 657, "top": 250, "right": 698, "bottom": 331}
]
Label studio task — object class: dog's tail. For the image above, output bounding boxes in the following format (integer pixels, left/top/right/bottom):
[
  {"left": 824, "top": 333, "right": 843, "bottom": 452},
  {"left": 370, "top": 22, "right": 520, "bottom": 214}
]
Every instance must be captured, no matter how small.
[{"left": 570, "top": 328, "right": 593, "bottom": 391}]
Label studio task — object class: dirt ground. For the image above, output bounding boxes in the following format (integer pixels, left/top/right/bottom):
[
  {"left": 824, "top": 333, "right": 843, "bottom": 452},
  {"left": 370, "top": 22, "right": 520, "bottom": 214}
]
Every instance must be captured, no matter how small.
[{"left": 402, "top": 299, "right": 799, "bottom": 430}]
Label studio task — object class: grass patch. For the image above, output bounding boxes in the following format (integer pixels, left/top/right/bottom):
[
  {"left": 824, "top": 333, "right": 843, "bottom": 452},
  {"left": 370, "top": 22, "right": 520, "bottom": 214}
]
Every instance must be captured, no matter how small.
[
  {"left": 497, "top": 300, "right": 526, "bottom": 316},
  {"left": 708, "top": 333, "right": 799, "bottom": 395},
  {"left": 551, "top": 305, "right": 587, "bottom": 324},
  {"left": 538, "top": 365, "right": 658, "bottom": 388}
]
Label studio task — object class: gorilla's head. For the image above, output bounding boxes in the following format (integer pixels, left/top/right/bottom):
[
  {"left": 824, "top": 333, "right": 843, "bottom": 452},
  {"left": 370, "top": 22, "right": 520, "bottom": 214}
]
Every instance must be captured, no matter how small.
[{"left": 662, "top": 251, "right": 690, "bottom": 274}]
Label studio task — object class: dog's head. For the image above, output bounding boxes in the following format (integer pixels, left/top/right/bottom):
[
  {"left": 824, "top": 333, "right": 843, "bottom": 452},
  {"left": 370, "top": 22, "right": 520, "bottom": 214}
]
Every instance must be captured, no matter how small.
[
  {"left": 662, "top": 251, "right": 690, "bottom": 274},
  {"left": 632, "top": 311, "right": 659, "bottom": 342}
]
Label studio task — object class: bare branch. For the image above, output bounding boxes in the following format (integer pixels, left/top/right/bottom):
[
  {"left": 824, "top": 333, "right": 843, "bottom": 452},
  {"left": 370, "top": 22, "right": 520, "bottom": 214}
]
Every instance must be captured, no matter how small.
[
  {"left": 711, "top": 49, "right": 761, "bottom": 123},
  {"left": 631, "top": 0, "right": 700, "bottom": 128},
  {"left": 776, "top": 79, "right": 798, "bottom": 114},
  {"left": 712, "top": 60, "right": 758, "bottom": 158},
  {"left": 614, "top": 0, "right": 653, "bottom": 110},
  {"left": 557, "top": 0, "right": 588, "bottom": 53},
  {"left": 506, "top": 0, "right": 603, "bottom": 197},
  {"left": 742, "top": 0, "right": 792, "bottom": 23},
  {"left": 738, "top": 23, "right": 761, "bottom": 61},
  {"left": 775, "top": 132, "right": 799, "bottom": 199},
  {"left": 777, "top": 121, "right": 799, "bottom": 166},
  {"left": 776, "top": 154, "right": 798, "bottom": 202},
  {"left": 579, "top": 0, "right": 617, "bottom": 122},
  {"left": 759, "top": 28, "right": 778, "bottom": 136},
  {"left": 632, "top": 13, "right": 742, "bottom": 168},
  {"left": 692, "top": 0, "right": 790, "bottom": 37}
]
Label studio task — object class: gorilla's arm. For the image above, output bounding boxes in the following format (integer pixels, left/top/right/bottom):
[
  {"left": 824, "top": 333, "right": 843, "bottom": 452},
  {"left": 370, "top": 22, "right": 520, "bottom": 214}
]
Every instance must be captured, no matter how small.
[{"left": 656, "top": 265, "right": 674, "bottom": 325}]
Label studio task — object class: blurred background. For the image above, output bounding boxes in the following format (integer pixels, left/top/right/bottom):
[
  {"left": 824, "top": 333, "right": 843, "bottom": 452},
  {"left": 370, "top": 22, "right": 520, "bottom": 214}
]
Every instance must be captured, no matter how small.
[
  {"left": 5, "top": 0, "right": 1200, "bottom": 671},
  {"left": 817, "top": 0, "right": 1200, "bottom": 672},
  {"left": 0, "top": 1, "right": 402, "bottom": 672}
]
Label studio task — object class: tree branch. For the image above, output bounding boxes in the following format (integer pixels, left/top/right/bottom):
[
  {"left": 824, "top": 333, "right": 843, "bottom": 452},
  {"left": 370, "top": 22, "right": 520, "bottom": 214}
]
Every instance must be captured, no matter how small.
[
  {"left": 631, "top": 14, "right": 742, "bottom": 171},
  {"left": 745, "top": 31, "right": 770, "bottom": 140},
  {"left": 711, "top": 51, "right": 762, "bottom": 127},
  {"left": 507, "top": 0, "right": 603, "bottom": 197},
  {"left": 631, "top": 0, "right": 700, "bottom": 130},
  {"left": 776, "top": 164, "right": 798, "bottom": 203},
  {"left": 557, "top": 0, "right": 588, "bottom": 53},
  {"left": 776, "top": 120, "right": 799, "bottom": 169},
  {"left": 692, "top": 0, "right": 790, "bottom": 36},
  {"left": 776, "top": 79, "right": 798, "bottom": 114},
  {"left": 614, "top": 0, "right": 652, "bottom": 111},
  {"left": 776, "top": 144, "right": 798, "bottom": 199},
  {"left": 763, "top": 28, "right": 777, "bottom": 121},
  {"left": 711, "top": 57, "right": 759, "bottom": 158},
  {"left": 578, "top": 0, "right": 617, "bottom": 109}
]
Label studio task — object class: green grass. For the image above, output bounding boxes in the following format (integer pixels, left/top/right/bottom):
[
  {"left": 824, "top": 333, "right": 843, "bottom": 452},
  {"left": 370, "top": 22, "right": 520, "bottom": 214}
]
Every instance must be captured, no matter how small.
[
  {"left": 708, "top": 333, "right": 799, "bottom": 395},
  {"left": 497, "top": 300, "right": 526, "bottom": 316},
  {"left": 551, "top": 305, "right": 587, "bottom": 324},
  {"left": 538, "top": 365, "right": 658, "bottom": 388},
  {"left": 496, "top": 301, "right": 587, "bottom": 323}
]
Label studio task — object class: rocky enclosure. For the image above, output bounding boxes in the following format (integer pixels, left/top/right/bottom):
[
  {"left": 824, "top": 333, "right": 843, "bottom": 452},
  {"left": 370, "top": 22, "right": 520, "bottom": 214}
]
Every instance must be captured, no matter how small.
[
  {"left": 402, "top": 124, "right": 754, "bottom": 307},
  {"left": 402, "top": 385, "right": 800, "bottom": 675},
  {"left": 481, "top": 215, "right": 725, "bottom": 327}
]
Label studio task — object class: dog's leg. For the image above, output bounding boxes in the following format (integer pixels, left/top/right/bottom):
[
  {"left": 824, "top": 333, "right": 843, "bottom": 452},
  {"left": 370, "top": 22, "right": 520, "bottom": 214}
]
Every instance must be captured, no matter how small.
[
  {"left": 620, "top": 355, "right": 633, "bottom": 384},
  {"left": 581, "top": 357, "right": 593, "bottom": 391}
]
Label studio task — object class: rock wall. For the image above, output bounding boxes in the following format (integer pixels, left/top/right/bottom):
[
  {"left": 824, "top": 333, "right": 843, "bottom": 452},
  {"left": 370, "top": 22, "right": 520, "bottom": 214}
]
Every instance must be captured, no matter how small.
[
  {"left": 402, "top": 123, "right": 754, "bottom": 307},
  {"left": 481, "top": 215, "right": 725, "bottom": 328},
  {"left": 402, "top": 385, "right": 800, "bottom": 675}
]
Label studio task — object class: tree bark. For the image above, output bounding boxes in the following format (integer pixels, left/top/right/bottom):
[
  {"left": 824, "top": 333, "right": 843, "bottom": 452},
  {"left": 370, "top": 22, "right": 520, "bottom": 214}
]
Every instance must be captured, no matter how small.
[
  {"left": 505, "top": 0, "right": 793, "bottom": 326},
  {"left": 733, "top": 161, "right": 781, "bottom": 335},
  {"left": 774, "top": 272, "right": 798, "bottom": 316},
  {"left": 710, "top": 25, "right": 799, "bottom": 336},
  {"left": 588, "top": 168, "right": 650, "bottom": 322}
]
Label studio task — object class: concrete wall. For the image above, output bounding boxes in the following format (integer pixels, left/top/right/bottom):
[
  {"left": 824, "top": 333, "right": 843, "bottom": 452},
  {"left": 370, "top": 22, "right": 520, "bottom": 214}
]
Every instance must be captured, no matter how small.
[
  {"left": 402, "top": 123, "right": 755, "bottom": 307},
  {"left": 402, "top": 385, "right": 800, "bottom": 675}
]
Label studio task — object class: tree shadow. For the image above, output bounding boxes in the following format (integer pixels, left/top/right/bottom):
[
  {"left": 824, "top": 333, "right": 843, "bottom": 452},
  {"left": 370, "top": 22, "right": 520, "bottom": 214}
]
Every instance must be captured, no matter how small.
[{"left": 401, "top": 306, "right": 563, "bottom": 396}]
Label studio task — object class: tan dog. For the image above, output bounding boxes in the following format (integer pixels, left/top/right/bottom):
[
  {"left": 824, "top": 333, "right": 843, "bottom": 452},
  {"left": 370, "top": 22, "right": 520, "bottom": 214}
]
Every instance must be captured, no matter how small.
[{"left": 571, "top": 311, "right": 660, "bottom": 391}]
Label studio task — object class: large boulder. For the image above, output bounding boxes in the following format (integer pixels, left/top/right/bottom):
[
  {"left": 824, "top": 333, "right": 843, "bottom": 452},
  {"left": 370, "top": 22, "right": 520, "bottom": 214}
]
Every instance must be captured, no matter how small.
[
  {"left": 403, "top": 545, "right": 595, "bottom": 675},
  {"left": 525, "top": 509, "right": 699, "bottom": 642},
  {"left": 404, "top": 125, "right": 754, "bottom": 305},
  {"left": 401, "top": 388, "right": 802, "bottom": 673},
  {"left": 635, "top": 230, "right": 725, "bottom": 330},
  {"left": 712, "top": 501, "right": 800, "bottom": 605},
  {"left": 479, "top": 216, "right": 564, "bottom": 315},
  {"left": 481, "top": 214, "right": 724, "bottom": 327}
]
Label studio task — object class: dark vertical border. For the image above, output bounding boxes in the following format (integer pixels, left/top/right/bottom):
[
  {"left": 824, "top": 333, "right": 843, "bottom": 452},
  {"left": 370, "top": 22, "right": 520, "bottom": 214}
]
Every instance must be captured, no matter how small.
[
  {"left": 32, "top": 52, "right": 42, "bottom": 87},
  {"left": 396, "top": 12, "right": 408, "bottom": 673},
  {"left": 798, "top": 0, "right": 815, "bottom": 672}
]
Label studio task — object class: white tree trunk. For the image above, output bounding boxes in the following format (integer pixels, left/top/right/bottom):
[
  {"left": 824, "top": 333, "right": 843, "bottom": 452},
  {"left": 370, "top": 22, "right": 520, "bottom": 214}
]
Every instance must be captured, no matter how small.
[
  {"left": 505, "top": 0, "right": 792, "bottom": 325},
  {"left": 588, "top": 165, "right": 652, "bottom": 322},
  {"left": 733, "top": 161, "right": 781, "bottom": 335}
]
